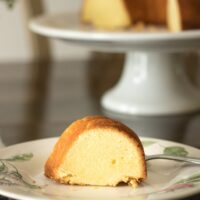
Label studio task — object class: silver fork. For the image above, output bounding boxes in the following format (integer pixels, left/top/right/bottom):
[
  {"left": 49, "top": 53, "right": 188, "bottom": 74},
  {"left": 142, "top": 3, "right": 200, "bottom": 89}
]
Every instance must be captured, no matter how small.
[{"left": 145, "top": 154, "right": 200, "bottom": 165}]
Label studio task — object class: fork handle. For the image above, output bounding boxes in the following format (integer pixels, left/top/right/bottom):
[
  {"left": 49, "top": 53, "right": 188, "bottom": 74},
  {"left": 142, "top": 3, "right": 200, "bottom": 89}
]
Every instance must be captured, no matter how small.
[{"left": 145, "top": 154, "right": 200, "bottom": 165}]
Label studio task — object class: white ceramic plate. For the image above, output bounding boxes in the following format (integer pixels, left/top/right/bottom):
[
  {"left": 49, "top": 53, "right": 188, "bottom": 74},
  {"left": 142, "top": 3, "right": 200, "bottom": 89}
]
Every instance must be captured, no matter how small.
[
  {"left": 0, "top": 137, "right": 199, "bottom": 200},
  {"left": 29, "top": 13, "right": 200, "bottom": 51}
]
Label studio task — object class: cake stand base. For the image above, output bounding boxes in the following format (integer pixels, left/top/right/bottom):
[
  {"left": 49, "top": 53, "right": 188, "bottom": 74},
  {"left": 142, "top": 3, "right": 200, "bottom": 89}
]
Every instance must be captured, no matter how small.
[{"left": 102, "top": 52, "right": 200, "bottom": 116}]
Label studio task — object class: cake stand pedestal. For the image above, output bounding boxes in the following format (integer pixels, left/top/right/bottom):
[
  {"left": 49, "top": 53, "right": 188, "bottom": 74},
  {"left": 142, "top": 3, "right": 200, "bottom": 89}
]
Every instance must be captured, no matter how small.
[
  {"left": 29, "top": 13, "right": 200, "bottom": 141},
  {"left": 102, "top": 52, "right": 200, "bottom": 116}
]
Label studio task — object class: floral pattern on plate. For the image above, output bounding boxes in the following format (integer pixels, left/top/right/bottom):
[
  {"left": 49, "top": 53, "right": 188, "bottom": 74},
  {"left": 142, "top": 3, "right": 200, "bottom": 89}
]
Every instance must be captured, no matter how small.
[{"left": 0, "top": 153, "right": 40, "bottom": 189}]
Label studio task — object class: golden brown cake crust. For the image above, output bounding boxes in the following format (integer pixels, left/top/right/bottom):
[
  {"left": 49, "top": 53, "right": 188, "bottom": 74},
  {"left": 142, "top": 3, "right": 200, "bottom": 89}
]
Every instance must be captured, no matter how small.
[
  {"left": 123, "top": 0, "right": 167, "bottom": 25},
  {"left": 81, "top": 0, "right": 200, "bottom": 31},
  {"left": 178, "top": 0, "right": 200, "bottom": 29},
  {"left": 45, "top": 116, "right": 147, "bottom": 185}
]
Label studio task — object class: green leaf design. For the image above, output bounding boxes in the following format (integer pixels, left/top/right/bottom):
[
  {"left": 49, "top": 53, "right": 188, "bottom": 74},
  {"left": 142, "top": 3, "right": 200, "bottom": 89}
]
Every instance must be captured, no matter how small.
[
  {"left": 0, "top": 178, "right": 16, "bottom": 186},
  {"left": 23, "top": 181, "right": 41, "bottom": 189},
  {"left": 142, "top": 141, "right": 156, "bottom": 147},
  {"left": 176, "top": 174, "right": 200, "bottom": 185},
  {"left": 5, "top": 153, "right": 33, "bottom": 162},
  {"left": 10, "top": 171, "right": 22, "bottom": 179},
  {"left": 163, "top": 146, "right": 188, "bottom": 157},
  {"left": 0, "top": 162, "right": 5, "bottom": 172},
  {"left": 0, "top": 153, "right": 41, "bottom": 189}
]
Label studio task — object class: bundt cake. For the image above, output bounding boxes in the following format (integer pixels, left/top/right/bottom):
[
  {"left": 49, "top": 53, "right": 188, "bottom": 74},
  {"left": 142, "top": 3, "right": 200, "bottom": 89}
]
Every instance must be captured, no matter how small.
[
  {"left": 45, "top": 116, "right": 147, "bottom": 187},
  {"left": 81, "top": 0, "right": 200, "bottom": 32}
]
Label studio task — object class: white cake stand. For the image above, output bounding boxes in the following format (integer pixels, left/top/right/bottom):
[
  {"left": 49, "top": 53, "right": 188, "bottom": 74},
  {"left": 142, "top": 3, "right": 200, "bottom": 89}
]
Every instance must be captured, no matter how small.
[{"left": 29, "top": 13, "right": 200, "bottom": 117}]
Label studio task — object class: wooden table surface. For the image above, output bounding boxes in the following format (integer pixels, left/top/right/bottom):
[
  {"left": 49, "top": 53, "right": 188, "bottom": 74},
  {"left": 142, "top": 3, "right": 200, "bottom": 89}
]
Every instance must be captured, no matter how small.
[{"left": 0, "top": 59, "right": 199, "bottom": 199}]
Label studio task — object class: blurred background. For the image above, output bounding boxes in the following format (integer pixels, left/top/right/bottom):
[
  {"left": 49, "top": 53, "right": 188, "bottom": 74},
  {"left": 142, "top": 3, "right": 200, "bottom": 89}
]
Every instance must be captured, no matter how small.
[
  {"left": 0, "top": 0, "right": 87, "bottom": 62},
  {"left": 0, "top": 0, "right": 124, "bottom": 145},
  {"left": 0, "top": 0, "right": 200, "bottom": 147}
]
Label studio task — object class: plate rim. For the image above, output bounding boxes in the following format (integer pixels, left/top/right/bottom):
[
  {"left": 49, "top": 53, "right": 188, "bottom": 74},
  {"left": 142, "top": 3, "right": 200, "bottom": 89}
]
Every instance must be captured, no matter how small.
[{"left": 0, "top": 137, "right": 199, "bottom": 200}]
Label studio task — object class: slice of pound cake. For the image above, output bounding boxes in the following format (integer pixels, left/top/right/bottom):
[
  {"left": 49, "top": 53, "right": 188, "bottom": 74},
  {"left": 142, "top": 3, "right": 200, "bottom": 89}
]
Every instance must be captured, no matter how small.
[{"left": 45, "top": 116, "right": 147, "bottom": 187}]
